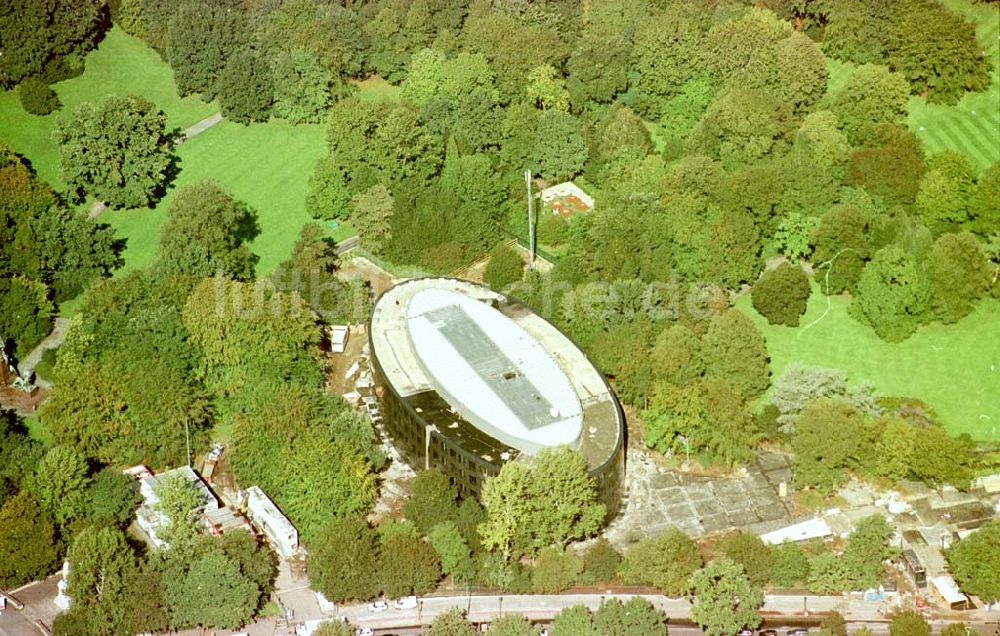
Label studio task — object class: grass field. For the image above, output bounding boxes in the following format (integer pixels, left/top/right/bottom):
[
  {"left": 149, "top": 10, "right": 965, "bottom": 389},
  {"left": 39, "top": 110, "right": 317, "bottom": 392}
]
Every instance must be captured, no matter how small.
[
  {"left": 0, "top": 28, "right": 331, "bottom": 280},
  {"left": 0, "top": 29, "right": 218, "bottom": 187},
  {"left": 736, "top": 288, "right": 1000, "bottom": 442},
  {"left": 352, "top": 75, "right": 401, "bottom": 102},
  {"left": 105, "top": 119, "right": 327, "bottom": 277},
  {"left": 907, "top": 0, "right": 1000, "bottom": 172}
]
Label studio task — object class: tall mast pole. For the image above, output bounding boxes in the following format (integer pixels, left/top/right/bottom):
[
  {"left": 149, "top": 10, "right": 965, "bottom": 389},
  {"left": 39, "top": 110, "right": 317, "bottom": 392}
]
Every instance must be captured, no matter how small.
[{"left": 525, "top": 170, "right": 535, "bottom": 271}]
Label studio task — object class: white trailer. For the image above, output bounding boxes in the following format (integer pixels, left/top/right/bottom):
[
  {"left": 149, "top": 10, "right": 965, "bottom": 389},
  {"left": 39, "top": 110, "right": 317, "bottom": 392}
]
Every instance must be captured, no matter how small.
[{"left": 245, "top": 486, "right": 298, "bottom": 558}]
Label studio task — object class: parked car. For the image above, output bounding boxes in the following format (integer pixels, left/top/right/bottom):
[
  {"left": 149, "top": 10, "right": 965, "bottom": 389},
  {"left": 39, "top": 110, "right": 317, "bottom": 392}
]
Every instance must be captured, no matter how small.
[
  {"left": 759, "top": 630, "right": 778, "bottom": 636},
  {"left": 393, "top": 595, "right": 418, "bottom": 610},
  {"left": 207, "top": 443, "right": 225, "bottom": 462},
  {"left": 787, "top": 629, "right": 810, "bottom": 636},
  {"left": 369, "top": 600, "right": 389, "bottom": 612}
]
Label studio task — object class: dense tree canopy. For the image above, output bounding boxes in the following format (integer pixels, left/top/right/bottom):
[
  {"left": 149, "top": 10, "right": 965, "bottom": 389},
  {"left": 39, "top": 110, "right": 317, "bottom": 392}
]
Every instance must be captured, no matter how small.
[
  {"left": 945, "top": 520, "right": 1000, "bottom": 602},
  {"left": 54, "top": 95, "right": 175, "bottom": 209},
  {"left": 479, "top": 447, "right": 604, "bottom": 560},
  {"left": 752, "top": 263, "right": 812, "bottom": 327},
  {"left": 850, "top": 246, "right": 931, "bottom": 342},
  {"left": 619, "top": 527, "right": 703, "bottom": 596},
  {"left": 157, "top": 181, "right": 257, "bottom": 280},
  {"left": 689, "top": 558, "right": 764, "bottom": 636},
  {"left": 0, "top": 491, "right": 60, "bottom": 588},
  {"left": 0, "top": 0, "right": 105, "bottom": 88}
]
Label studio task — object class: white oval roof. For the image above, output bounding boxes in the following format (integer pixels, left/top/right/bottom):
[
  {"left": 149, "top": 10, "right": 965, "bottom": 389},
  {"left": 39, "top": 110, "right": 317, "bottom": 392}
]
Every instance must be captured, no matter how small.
[{"left": 405, "top": 288, "right": 583, "bottom": 454}]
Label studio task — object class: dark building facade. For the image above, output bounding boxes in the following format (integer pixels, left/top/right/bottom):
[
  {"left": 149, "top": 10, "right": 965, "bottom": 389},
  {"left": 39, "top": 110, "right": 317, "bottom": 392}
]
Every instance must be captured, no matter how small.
[{"left": 369, "top": 278, "right": 625, "bottom": 518}]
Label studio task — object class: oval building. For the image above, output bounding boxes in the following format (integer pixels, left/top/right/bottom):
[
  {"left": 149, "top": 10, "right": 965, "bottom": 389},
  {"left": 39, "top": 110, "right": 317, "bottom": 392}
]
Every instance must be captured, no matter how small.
[{"left": 368, "top": 278, "right": 625, "bottom": 518}]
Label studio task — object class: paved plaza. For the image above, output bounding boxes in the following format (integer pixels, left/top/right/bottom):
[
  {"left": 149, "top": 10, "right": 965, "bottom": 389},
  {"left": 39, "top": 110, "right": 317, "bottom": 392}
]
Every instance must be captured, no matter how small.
[{"left": 606, "top": 449, "right": 803, "bottom": 548}]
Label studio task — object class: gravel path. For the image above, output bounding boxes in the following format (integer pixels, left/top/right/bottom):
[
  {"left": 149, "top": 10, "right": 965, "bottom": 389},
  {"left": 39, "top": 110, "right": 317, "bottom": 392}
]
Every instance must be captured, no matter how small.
[{"left": 21, "top": 317, "right": 69, "bottom": 389}]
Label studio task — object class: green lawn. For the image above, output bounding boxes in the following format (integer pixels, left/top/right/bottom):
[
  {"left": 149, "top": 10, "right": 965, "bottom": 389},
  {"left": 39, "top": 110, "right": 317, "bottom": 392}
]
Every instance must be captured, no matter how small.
[
  {"left": 907, "top": 0, "right": 1000, "bottom": 172},
  {"left": 0, "top": 27, "right": 331, "bottom": 279},
  {"left": 352, "top": 75, "right": 401, "bottom": 102},
  {"left": 0, "top": 28, "right": 218, "bottom": 187},
  {"left": 105, "top": 119, "right": 328, "bottom": 277},
  {"left": 736, "top": 288, "right": 1000, "bottom": 442},
  {"left": 825, "top": 58, "right": 856, "bottom": 96}
]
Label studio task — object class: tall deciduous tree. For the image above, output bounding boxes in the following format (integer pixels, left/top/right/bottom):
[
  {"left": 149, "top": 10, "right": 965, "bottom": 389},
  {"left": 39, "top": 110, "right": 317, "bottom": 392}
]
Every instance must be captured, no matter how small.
[
  {"left": 791, "top": 398, "right": 863, "bottom": 491},
  {"left": 927, "top": 232, "right": 989, "bottom": 324},
  {"left": 153, "top": 471, "right": 204, "bottom": 548},
  {"left": 377, "top": 533, "right": 442, "bottom": 597},
  {"left": 721, "top": 532, "right": 773, "bottom": 587},
  {"left": 166, "top": 2, "right": 249, "bottom": 98},
  {"left": 479, "top": 447, "right": 604, "bottom": 560},
  {"left": 689, "top": 558, "right": 764, "bottom": 636},
  {"left": 308, "top": 517, "right": 380, "bottom": 602},
  {"left": 157, "top": 181, "right": 257, "bottom": 280},
  {"left": 534, "top": 110, "right": 588, "bottom": 182},
  {"left": 883, "top": 0, "right": 991, "bottom": 104},
  {"left": 66, "top": 525, "right": 138, "bottom": 628},
  {"left": 531, "top": 546, "right": 583, "bottom": 593},
  {"left": 888, "top": 610, "right": 931, "bottom": 636},
  {"left": 643, "top": 378, "right": 760, "bottom": 467},
  {"left": 0, "top": 276, "right": 53, "bottom": 357},
  {"left": 271, "top": 49, "right": 336, "bottom": 125},
  {"left": 811, "top": 203, "right": 871, "bottom": 295},
  {"left": 29, "top": 445, "right": 91, "bottom": 526},
  {"left": 686, "top": 88, "right": 792, "bottom": 171},
  {"left": 164, "top": 549, "right": 260, "bottom": 629},
  {"left": 53, "top": 95, "right": 175, "bottom": 209},
  {"left": 945, "top": 520, "right": 1000, "bottom": 603},
  {"left": 626, "top": 8, "right": 707, "bottom": 119},
  {"left": 404, "top": 469, "right": 459, "bottom": 535},
  {"left": 271, "top": 223, "right": 356, "bottom": 324},
  {"left": 850, "top": 246, "right": 931, "bottom": 342},
  {"left": 0, "top": 0, "right": 105, "bottom": 88},
  {"left": 0, "top": 143, "right": 119, "bottom": 302},
  {"left": 88, "top": 467, "right": 141, "bottom": 527},
  {"left": 592, "top": 596, "right": 668, "bottom": 636},
  {"left": 0, "top": 492, "right": 59, "bottom": 588},
  {"left": 551, "top": 605, "right": 600, "bottom": 636},
  {"left": 916, "top": 150, "right": 977, "bottom": 227},
  {"left": 751, "top": 262, "right": 811, "bottom": 327},
  {"left": 486, "top": 614, "right": 536, "bottom": 636},
  {"left": 427, "top": 607, "right": 475, "bottom": 636},
  {"left": 619, "top": 527, "right": 703, "bottom": 596},
  {"left": 968, "top": 161, "right": 1000, "bottom": 237},
  {"left": 350, "top": 185, "right": 395, "bottom": 255},
  {"left": 701, "top": 309, "right": 770, "bottom": 398},
  {"left": 830, "top": 65, "right": 910, "bottom": 144},
  {"left": 428, "top": 522, "right": 475, "bottom": 581},
  {"left": 217, "top": 49, "right": 274, "bottom": 125}
]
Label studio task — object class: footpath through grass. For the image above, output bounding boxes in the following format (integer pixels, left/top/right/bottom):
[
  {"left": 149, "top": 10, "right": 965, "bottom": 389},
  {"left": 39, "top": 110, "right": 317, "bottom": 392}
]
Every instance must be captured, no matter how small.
[
  {"left": 736, "top": 288, "right": 1000, "bottom": 442},
  {"left": 0, "top": 29, "right": 218, "bottom": 187}
]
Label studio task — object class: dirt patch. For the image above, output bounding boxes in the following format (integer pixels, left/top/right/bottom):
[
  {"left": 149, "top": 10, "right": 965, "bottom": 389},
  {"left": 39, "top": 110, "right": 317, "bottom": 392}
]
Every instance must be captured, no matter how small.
[
  {"left": 339, "top": 255, "right": 399, "bottom": 299},
  {"left": 325, "top": 325, "right": 368, "bottom": 396}
]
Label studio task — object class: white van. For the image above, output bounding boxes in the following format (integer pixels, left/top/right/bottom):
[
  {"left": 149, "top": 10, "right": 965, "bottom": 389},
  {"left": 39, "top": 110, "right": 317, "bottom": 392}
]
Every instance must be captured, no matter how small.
[{"left": 330, "top": 325, "right": 349, "bottom": 353}]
